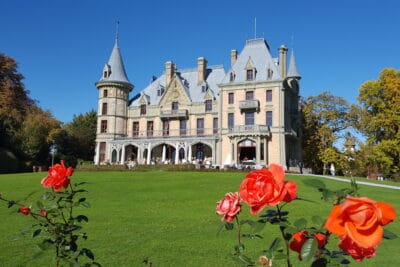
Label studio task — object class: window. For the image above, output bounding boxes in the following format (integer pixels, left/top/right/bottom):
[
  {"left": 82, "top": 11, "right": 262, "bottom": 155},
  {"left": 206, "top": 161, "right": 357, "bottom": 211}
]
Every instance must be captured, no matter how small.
[
  {"left": 133, "top": 122, "right": 139, "bottom": 137},
  {"left": 147, "top": 121, "right": 154, "bottom": 137},
  {"left": 99, "top": 142, "right": 106, "bottom": 162},
  {"left": 102, "top": 102, "right": 108, "bottom": 115},
  {"left": 266, "top": 111, "right": 273, "bottom": 126},
  {"left": 103, "top": 90, "right": 108, "bottom": 97},
  {"left": 163, "top": 120, "right": 169, "bottom": 136},
  {"left": 100, "top": 120, "right": 107, "bottom": 133},
  {"left": 213, "top": 117, "right": 218, "bottom": 134},
  {"left": 228, "top": 92, "right": 234, "bottom": 104},
  {"left": 267, "top": 68, "right": 273, "bottom": 79},
  {"left": 229, "top": 72, "right": 235, "bottom": 82},
  {"left": 205, "top": 99, "right": 212, "bottom": 112},
  {"left": 245, "top": 112, "right": 254, "bottom": 125},
  {"left": 266, "top": 90, "right": 272, "bottom": 102},
  {"left": 197, "top": 118, "right": 204, "bottom": 135},
  {"left": 172, "top": 101, "right": 179, "bottom": 110},
  {"left": 246, "top": 69, "right": 254, "bottom": 81},
  {"left": 140, "top": 104, "right": 146, "bottom": 115},
  {"left": 228, "top": 113, "right": 234, "bottom": 130},
  {"left": 246, "top": 91, "right": 254, "bottom": 100},
  {"left": 180, "top": 119, "right": 187, "bottom": 136}
]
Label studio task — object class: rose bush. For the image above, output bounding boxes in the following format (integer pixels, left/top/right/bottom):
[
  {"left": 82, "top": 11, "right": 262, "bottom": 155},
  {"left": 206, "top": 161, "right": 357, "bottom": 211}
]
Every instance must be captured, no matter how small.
[
  {"left": 216, "top": 164, "right": 397, "bottom": 266},
  {"left": 0, "top": 161, "right": 100, "bottom": 267}
]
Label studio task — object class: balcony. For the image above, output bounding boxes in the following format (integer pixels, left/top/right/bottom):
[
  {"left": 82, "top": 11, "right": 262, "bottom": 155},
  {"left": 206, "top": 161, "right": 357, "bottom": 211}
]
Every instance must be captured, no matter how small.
[
  {"left": 239, "top": 100, "right": 259, "bottom": 111},
  {"left": 160, "top": 109, "right": 188, "bottom": 119},
  {"left": 228, "top": 124, "right": 270, "bottom": 138}
]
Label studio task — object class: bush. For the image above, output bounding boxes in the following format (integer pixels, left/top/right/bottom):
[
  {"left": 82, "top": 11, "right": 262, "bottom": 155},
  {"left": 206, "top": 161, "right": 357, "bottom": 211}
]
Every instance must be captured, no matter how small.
[{"left": 0, "top": 148, "right": 19, "bottom": 173}]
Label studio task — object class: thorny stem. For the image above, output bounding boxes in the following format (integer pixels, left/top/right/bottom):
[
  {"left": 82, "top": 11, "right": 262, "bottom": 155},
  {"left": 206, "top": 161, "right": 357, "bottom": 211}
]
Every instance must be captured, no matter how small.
[
  {"left": 235, "top": 216, "right": 242, "bottom": 247},
  {"left": 277, "top": 204, "right": 292, "bottom": 267}
]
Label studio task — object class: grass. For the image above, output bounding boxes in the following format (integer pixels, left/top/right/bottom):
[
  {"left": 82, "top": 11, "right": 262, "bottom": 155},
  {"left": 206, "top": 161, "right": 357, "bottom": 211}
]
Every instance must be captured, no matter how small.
[{"left": 0, "top": 170, "right": 399, "bottom": 267}]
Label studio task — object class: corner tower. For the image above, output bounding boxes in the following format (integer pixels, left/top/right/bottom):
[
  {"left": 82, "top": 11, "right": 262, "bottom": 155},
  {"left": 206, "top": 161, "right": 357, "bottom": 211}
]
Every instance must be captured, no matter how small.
[{"left": 94, "top": 37, "right": 133, "bottom": 164}]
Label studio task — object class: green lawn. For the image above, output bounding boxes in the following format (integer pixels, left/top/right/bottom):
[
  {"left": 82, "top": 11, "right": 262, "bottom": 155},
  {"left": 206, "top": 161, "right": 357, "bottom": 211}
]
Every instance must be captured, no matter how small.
[{"left": 0, "top": 171, "right": 399, "bottom": 266}]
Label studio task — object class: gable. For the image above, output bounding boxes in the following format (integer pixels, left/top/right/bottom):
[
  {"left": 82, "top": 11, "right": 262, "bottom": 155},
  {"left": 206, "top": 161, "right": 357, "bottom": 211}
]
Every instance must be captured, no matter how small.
[{"left": 159, "top": 76, "right": 191, "bottom": 106}]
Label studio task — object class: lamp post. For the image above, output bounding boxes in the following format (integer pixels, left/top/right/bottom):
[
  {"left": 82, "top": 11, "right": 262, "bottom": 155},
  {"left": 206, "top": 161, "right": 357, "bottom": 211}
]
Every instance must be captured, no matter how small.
[{"left": 50, "top": 141, "right": 57, "bottom": 166}]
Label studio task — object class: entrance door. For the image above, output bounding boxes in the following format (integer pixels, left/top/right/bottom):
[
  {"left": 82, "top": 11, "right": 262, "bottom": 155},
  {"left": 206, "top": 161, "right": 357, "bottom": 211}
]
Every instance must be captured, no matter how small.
[{"left": 238, "top": 139, "right": 256, "bottom": 162}]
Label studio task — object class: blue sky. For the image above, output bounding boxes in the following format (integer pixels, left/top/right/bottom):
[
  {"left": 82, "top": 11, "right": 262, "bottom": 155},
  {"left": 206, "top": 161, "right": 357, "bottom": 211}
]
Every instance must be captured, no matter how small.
[{"left": 1, "top": 0, "right": 399, "bottom": 123}]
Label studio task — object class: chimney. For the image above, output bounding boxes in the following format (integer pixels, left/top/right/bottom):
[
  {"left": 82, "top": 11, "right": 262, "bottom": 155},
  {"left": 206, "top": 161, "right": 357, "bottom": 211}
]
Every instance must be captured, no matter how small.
[
  {"left": 165, "top": 61, "right": 175, "bottom": 86},
  {"left": 278, "top": 45, "right": 288, "bottom": 78},
  {"left": 197, "top": 57, "right": 207, "bottom": 84},
  {"left": 230, "top": 49, "right": 237, "bottom": 67}
]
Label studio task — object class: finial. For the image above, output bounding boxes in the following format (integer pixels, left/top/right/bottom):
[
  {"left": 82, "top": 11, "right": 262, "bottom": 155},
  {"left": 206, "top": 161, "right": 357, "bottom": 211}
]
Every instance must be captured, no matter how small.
[{"left": 115, "top": 20, "right": 120, "bottom": 43}]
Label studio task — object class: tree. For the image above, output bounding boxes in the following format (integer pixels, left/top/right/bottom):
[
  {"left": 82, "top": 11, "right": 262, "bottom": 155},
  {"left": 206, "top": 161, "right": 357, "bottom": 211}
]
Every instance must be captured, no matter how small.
[
  {"left": 301, "top": 91, "right": 352, "bottom": 174},
  {"left": 356, "top": 68, "right": 400, "bottom": 178},
  {"left": 63, "top": 110, "right": 97, "bottom": 162}
]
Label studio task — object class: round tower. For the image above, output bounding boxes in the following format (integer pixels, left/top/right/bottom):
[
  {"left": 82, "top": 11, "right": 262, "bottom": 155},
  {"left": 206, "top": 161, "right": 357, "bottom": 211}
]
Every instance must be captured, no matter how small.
[{"left": 94, "top": 38, "right": 133, "bottom": 164}]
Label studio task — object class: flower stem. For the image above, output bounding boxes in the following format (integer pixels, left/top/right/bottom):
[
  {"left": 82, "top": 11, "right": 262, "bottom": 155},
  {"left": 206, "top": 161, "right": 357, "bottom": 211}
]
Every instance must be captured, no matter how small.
[{"left": 277, "top": 205, "right": 292, "bottom": 267}]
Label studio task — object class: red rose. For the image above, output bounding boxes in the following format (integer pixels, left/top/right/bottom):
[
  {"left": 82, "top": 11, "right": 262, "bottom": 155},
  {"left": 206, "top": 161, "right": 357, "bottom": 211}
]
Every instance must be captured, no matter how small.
[
  {"left": 40, "top": 209, "right": 47, "bottom": 217},
  {"left": 325, "top": 196, "right": 396, "bottom": 249},
  {"left": 338, "top": 235, "right": 376, "bottom": 261},
  {"left": 41, "top": 160, "right": 73, "bottom": 191},
  {"left": 289, "top": 231, "right": 327, "bottom": 260},
  {"left": 216, "top": 192, "right": 241, "bottom": 222},
  {"left": 19, "top": 206, "right": 31, "bottom": 215},
  {"left": 239, "top": 164, "right": 297, "bottom": 214}
]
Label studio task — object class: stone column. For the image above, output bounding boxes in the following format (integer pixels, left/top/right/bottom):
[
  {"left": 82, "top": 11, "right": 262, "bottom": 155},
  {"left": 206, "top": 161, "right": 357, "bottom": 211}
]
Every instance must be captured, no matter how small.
[
  {"left": 233, "top": 137, "right": 237, "bottom": 165},
  {"left": 188, "top": 144, "right": 192, "bottom": 163},
  {"left": 120, "top": 145, "right": 125, "bottom": 165},
  {"left": 175, "top": 143, "right": 179, "bottom": 164},
  {"left": 94, "top": 142, "right": 100, "bottom": 165},
  {"left": 256, "top": 136, "right": 261, "bottom": 165},
  {"left": 146, "top": 143, "right": 151, "bottom": 165}
]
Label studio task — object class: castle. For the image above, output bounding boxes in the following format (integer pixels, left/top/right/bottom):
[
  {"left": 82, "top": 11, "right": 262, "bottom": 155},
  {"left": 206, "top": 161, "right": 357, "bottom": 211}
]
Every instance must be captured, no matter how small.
[{"left": 94, "top": 36, "right": 302, "bottom": 169}]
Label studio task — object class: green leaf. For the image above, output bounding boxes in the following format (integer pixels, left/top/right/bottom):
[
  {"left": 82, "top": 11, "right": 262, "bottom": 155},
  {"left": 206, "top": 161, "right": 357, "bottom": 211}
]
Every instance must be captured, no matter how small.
[
  {"left": 76, "top": 215, "right": 89, "bottom": 222},
  {"left": 32, "top": 229, "right": 41, "bottom": 238},
  {"left": 303, "top": 179, "right": 326, "bottom": 189},
  {"left": 252, "top": 221, "right": 266, "bottom": 233},
  {"left": 383, "top": 228, "right": 398, "bottom": 239},
  {"left": 300, "top": 237, "right": 318, "bottom": 262},
  {"left": 268, "top": 237, "right": 281, "bottom": 252},
  {"left": 78, "top": 197, "right": 87, "bottom": 202},
  {"left": 80, "top": 202, "right": 91, "bottom": 208},
  {"left": 240, "top": 219, "right": 255, "bottom": 226},
  {"left": 312, "top": 215, "right": 324, "bottom": 227},
  {"left": 294, "top": 218, "right": 307, "bottom": 230},
  {"left": 224, "top": 222, "right": 234, "bottom": 230},
  {"left": 36, "top": 201, "right": 44, "bottom": 209},
  {"left": 238, "top": 254, "right": 254, "bottom": 265},
  {"left": 234, "top": 244, "right": 245, "bottom": 254},
  {"left": 81, "top": 248, "right": 95, "bottom": 260}
]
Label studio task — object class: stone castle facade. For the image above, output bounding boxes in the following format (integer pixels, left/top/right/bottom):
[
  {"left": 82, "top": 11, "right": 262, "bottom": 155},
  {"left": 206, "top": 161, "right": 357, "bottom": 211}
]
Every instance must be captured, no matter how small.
[{"left": 94, "top": 37, "right": 302, "bottom": 168}]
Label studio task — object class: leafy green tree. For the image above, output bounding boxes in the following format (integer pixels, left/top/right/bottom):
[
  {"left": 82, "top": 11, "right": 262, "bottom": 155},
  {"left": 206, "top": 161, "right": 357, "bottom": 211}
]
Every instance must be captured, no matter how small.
[
  {"left": 63, "top": 110, "right": 97, "bottom": 162},
  {"left": 356, "top": 68, "right": 400, "bottom": 178},
  {"left": 301, "top": 91, "right": 352, "bottom": 174}
]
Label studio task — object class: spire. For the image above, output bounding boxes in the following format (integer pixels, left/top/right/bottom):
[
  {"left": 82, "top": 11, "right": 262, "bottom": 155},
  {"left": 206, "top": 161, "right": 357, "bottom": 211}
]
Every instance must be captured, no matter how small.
[
  {"left": 287, "top": 49, "right": 301, "bottom": 79},
  {"left": 99, "top": 34, "right": 131, "bottom": 84}
]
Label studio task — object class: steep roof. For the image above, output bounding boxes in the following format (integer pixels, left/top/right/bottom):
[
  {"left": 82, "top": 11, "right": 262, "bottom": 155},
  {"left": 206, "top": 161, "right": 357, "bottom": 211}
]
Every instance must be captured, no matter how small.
[
  {"left": 130, "top": 65, "right": 225, "bottom": 107},
  {"left": 99, "top": 40, "right": 131, "bottom": 84},
  {"left": 287, "top": 49, "right": 301, "bottom": 79},
  {"left": 221, "top": 38, "right": 282, "bottom": 84}
]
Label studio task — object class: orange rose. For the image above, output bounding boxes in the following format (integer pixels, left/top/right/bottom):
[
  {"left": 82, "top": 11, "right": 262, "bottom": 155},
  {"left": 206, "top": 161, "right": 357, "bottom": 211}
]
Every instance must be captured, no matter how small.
[
  {"left": 239, "top": 164, "right": 297, "bottom": 214},
  {"left": 41, "top": 160, "right": 73, "bottom": 191},
  {"left": 289, "top": 231, "right": 327, "bottom": 260},
  {"left": 216, "top": 192, "right": 241, "bottom": 222},
  {"left": 325, "top": 196, "right": 396, "bottom": 249}
]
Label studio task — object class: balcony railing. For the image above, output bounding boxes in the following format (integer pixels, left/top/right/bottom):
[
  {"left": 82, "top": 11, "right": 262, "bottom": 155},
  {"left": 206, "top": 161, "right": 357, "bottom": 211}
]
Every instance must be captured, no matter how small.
[
  {"left": 239, "top": 100, "right": 259, "bottom": 111},
  {"left": 160, "top": 109, "right": 188, "bottom": 119},
  {"left": 228, "top": 124, "right": 270, "bottom": 137},
  {"left": 119, "top": 128, "right": 219, "bottom": 140}
]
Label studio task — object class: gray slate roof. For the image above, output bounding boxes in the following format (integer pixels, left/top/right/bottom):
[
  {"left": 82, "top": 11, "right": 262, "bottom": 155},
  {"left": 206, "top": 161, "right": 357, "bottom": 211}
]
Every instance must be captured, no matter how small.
[
  {"left": 130, "top": 65, "right": 225, "bottom": 106},
  {"left": 99, "top": 40, "right": 131, "bottom": 83},
  {"left": 221, "top": 38, "right": 282, "bottom": 84},
  {"left": 287, "top": 50, "right": 301, "bottom": 78}
]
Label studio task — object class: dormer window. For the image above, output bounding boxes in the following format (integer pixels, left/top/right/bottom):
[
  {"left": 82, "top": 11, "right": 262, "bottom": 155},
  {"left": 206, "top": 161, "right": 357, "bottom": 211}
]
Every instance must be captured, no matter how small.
[
  {"left": 267, "top": 68, "right": 273, "bottom": 79},
  {"left": 103, "top": 64, "right": 111, "bottom": 79},
  {"left": 172, "top": 101, "right": 179, "bottom": 111},
  {"left": 229, "top": 72, "right": 235, "bottom": 82},
  {"left": 246, "top": 69, "right": 254, "bottom": 81},
  {"left": 140, "top": 104, "right": 146, "bottom": 115},
  {"left": 201, "top": 85, "right": 206, "bottom": 92}
]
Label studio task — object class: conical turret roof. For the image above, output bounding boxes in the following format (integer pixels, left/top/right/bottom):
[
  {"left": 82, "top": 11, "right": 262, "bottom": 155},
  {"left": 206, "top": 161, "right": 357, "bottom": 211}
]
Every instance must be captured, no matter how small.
[
  {"left": 287, "top": 49, "right": 301, "bottom": 79},
  {"left": 100, "top": 39, "right": 131, "bottom": 84}
]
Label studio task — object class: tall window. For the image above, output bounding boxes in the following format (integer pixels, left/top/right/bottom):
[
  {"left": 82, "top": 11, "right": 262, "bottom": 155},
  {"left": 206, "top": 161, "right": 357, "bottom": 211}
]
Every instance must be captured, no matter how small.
[
  {"left": 246, "top": 69, "right": 254, "bottom": 81},
  {"left": 180, "top": 119, "right": 187, "bottom": 136},
  {"left": 213, "top": 117, "right": 218, "bottom": 134},
  {"left": 228, "top": 113, "right": 234, "bottom": 130},
  {"left": 246, "top": 91, "right": 254, "bottom": 100},
  {"left": 132, "top": 122, "right": 139, "bottom": 137},
  {"left": 100, "top": 120, "right": 107, "bottom": 133},
  {"left": 163, "top": 120, "right": 169, "bottom": 136},
  {"left": 102, "top": 102, "right": 108, "bottom": 115},
  {"left": 228, "top": 92, "right": 234, "bottom": 104},
  {"left": 147, "top": 121, "right": 154, "bottom": 137},
  {"left": 266, "top": 90, "right": 272, "bottom": 102},
  {"left": 99, "top": 142, "right": 106, "bottom": 162},
  {"left": 172, "top": 101, "right": 179, "bottom": 111},
  {"left": 103, "top": 90, "right": 108, "bottom": 97},
  {"left": 266, "top": 111, "right": 273, "bottom": 126},
  {"left": 205, "top": 100, "right": 212, "bottom": 112},
  {"left": 245, "top": 112, "right": 254, "bottom": 125},
  {"left": 197, "top": 118, "right": 204, "bottom": 135},
  {"left": 140, "top": 104, "right": 146, "bottom": 115}
]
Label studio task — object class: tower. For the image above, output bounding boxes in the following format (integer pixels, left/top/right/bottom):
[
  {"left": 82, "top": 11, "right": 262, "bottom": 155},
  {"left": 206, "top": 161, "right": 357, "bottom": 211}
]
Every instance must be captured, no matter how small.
[{"left": 94, "top": 37, "right": 133, "bottom": 164}]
